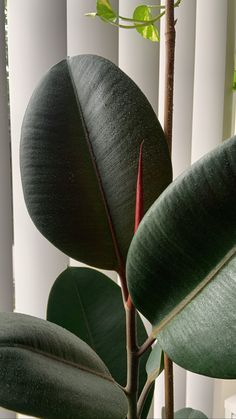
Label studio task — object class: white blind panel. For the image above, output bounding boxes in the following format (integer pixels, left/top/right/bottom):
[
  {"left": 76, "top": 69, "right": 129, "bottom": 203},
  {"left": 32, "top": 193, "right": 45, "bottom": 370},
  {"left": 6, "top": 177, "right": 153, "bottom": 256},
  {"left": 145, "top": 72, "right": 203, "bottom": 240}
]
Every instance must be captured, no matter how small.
[
  {"left": 0, "top": 3, "right": 16, "bottom": 417},
  {"left": 191, "top": 0, "right": 228, "bottom": 162},
  {"left": 67, "top": 0, "right": 118, "bottom": 65},
  {"left": 8, "top": 0, "right": 69, "bottom": 319},
  {"left": 0, "top": 0, "right": 13, "bottom": 313},
  {"left": 172, "top": 0, "right": 196, "bottom": 178},
  {"left": 119, "top": 0, "right": 160, "bottom": 114}
]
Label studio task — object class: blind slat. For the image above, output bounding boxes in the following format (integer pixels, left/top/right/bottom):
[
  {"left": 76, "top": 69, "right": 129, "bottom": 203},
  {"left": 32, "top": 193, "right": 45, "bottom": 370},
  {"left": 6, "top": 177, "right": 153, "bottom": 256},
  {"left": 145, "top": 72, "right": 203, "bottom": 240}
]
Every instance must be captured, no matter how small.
[{"left": 8, "top": 0, "right": 69, "bottom": 321}]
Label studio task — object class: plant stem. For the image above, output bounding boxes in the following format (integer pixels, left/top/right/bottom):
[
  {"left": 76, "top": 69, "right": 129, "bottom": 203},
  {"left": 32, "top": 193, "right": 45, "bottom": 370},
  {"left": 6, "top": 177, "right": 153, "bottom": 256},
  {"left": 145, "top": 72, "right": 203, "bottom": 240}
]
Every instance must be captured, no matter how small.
[
  {"left": 164, "top": 0, "right": 176, "bottom": 154},
  {"left": 137, "top": 335, "right": 155, "bottom": 358},
  {"left": 118, "top": 267, "right": 129, "bottom": 303},
  {"left": 137, "top": 378, "right": 153, "bottom": 417},
  {"left": 164, "top": 353, "right": 174, "bottom": 419},
  {"left": 163, "top": 0, "right": 176, "bottom": 418},
  {"left": 101, "top": 11, "right": 165, "bottom": 29},
  {"left": 125, "top": 298, "right": 139, "bottom": 419}
]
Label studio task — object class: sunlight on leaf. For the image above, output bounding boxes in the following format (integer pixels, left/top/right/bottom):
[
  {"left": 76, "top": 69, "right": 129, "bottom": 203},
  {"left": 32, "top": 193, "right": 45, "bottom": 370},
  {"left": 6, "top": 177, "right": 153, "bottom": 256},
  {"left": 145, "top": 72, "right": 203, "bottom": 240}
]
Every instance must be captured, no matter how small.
[
  {"left": 133, "top": 5, "right": 159, "bottom": 42},
  {"left": 96, "top": 0, "right": 117, "bottom": 22}
]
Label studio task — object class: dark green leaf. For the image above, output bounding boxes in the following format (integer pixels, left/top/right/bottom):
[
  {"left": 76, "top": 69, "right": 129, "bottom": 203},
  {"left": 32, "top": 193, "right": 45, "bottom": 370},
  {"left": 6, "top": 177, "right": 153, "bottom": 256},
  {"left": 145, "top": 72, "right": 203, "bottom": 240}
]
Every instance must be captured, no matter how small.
[
  {"left": 175, "top": 408, "right": 208, "bottom": 418},
  {"left": 96, "top": 0, "right": 117, "bottom": 22},
  {"left": 0, "top": 312, "right": 128, "bottom": 418},
  {"left": 146, "top": 341, "right": 163, "bottom": 382},
  {"left": 47, "top": 267, "right": 153, "bottom": 412},
  {"left": 127, "top": 136, "right": 236, "bottom": 378},
  {"left": 133, "top": 6, "right": 159, "bottom": 42},
  {"left": 20, "top": 55, "right": 172, "bottom": 271}
]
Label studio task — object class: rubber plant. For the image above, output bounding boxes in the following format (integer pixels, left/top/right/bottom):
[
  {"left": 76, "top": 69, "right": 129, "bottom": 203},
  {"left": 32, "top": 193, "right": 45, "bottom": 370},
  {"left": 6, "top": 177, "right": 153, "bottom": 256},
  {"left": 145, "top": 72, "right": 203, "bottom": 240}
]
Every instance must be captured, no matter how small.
[{"left": 0, "top": 2, "right": 235, "bottom": 419}]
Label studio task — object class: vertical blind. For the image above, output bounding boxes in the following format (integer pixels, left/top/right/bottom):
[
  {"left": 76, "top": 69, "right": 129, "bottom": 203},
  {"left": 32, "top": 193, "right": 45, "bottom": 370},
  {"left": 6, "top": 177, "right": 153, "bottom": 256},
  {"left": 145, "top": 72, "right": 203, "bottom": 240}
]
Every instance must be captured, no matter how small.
[{"left": 0, "top": 0, "right": 235, "bottom": 418}]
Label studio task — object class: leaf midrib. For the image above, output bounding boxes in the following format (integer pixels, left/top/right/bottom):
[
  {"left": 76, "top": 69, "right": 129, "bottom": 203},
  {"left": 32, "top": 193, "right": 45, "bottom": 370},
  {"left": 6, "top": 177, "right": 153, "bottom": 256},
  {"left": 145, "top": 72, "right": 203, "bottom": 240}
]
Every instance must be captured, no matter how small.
[
  {"left": 70, "top": 274, "right": 96, "bottom": 352},
  {"left": 152, "top": 245, "right": 236, "bottom": 337},
  {"left": 66, "top": 59, "right": 124, "bottom": 273},
  {"left": 0, "top": 342, "right": 114, "bottom": 383}
]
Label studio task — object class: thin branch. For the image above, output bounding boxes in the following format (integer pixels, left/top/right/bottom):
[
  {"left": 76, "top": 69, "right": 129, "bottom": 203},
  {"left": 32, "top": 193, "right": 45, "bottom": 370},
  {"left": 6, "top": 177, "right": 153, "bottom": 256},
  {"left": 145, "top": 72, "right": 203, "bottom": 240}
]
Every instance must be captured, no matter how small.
[
  {"left": 101, "top": 11, "right": 165, "bottom": 29},
  {"left": 164, "top": 0, "right": 176, "bottom": 153},
  {"left": 164, "top": 353, "right": 174, "bottom": 419},
  {"left": 137, "top": 335, "right": 155, "bottom": 358},
  {"left": 137, "top": 379, "right": 154, "bottom": 417},
  {"left": 118, "top": 268, "right": 129, "bottom": 303},
  {"left": 125, "top": 299, "right": 139, "bottom": 419},
  {"left": 163, "top": 0, "right": 176, "bottom": 417}
]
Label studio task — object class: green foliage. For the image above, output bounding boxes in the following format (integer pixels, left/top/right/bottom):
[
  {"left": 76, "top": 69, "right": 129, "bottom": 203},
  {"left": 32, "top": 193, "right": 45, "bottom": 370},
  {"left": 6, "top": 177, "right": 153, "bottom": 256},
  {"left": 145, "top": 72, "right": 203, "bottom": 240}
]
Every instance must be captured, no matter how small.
[
  {"left": 1, "top": 45, "right": 234, "bottom": 417},
  {"left": 174, "top": 408, "right": 208, "bottom": 418},
  {"left": 86, "top": 0, "right": 182, "bottom": 42},
  {"left": 127, "top": 135, "right": 236, "bottom": 378},
  {"left": 20, "top": 55, "right": 172, "bottom": 271},
  {"left": 133, "top": 6, "right": 159, "bottom": 42},
  {"left": 47, "top": 267, "right": 149, "bottom": 387},
  {"left": 0, "top": 312, "right": 128, "bottom": 418},
  {"left": 96, "top": 0, "right": 117, "bottom": 22},
  {"left": 47, "top": 267, "right": 154, "bottom": 418}
]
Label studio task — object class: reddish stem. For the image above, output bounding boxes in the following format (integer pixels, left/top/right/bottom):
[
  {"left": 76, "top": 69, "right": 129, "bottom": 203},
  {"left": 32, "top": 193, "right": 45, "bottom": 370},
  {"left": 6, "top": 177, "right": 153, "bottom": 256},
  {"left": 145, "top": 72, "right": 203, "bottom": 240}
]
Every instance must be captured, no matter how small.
[{"left": 134, "top": 141, "right": 144, "bottom": 233}]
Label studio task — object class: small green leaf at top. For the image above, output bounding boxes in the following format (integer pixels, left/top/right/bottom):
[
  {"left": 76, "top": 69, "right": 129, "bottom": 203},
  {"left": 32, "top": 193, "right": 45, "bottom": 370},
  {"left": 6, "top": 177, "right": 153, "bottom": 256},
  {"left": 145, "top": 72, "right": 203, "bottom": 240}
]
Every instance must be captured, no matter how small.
[
  {"left": 146, "top": 341, "right": 164, "bottom": 383},
  {"left": 133, "top": 6, "right": 159, "bottom": 42},
  {"left": 175, "top": 408, "right": 208, "bottom": 418},
  {"left": 96, "top": 0, "right": 117, "bottom": 22}
]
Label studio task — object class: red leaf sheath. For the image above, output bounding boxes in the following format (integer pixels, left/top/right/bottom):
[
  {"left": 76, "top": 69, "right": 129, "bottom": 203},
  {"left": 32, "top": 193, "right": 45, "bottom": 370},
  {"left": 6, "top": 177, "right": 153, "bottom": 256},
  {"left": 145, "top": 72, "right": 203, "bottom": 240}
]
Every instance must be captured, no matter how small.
[
  {"left": 126, "top": 141, "right": 144, "bottom": 308},
  {"left": 134, "top": 141, "right": 144, "bottom": 233}
]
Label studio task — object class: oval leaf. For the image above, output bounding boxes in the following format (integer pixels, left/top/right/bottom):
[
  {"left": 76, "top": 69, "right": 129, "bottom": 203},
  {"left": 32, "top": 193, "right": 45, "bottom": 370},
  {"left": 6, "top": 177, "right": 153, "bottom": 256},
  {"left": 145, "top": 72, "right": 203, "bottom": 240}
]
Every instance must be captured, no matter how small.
[
  {"left": 175, "top": 408, "right": 208, "bottom": 419},
  {"left": 127, "top": 136, "right": 236, "bottom": 378},
  {"left": 0, "top": 312, "right": 127, "bottom": 418},
  {"left": 20, "top": 54, "right": 172, "bottom": 271},
  {"left": 133, "top": 6, "right": 159, "bottom": 42},
  {"left": 47, "top": 267, "right": 153, "bottom": 415}
]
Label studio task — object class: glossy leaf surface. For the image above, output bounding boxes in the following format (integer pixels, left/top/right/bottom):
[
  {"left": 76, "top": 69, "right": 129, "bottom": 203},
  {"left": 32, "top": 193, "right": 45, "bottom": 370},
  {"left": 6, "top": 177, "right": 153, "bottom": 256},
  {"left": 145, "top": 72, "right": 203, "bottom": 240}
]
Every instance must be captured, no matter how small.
[
  {"left": 20, "top": 54, "right": 172, "bottom": 271},
  {"left": 127, "top": 136, "right": 236, "bottom": 378},
  {"left": 0, "top": 312, "right": 127, "bottom": 419},
  {"left": 47, "top": 267, "right": 151, "bottom": 399},
  {"left": 133, "top": 6, "right": 159, "bottom": 42}
]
